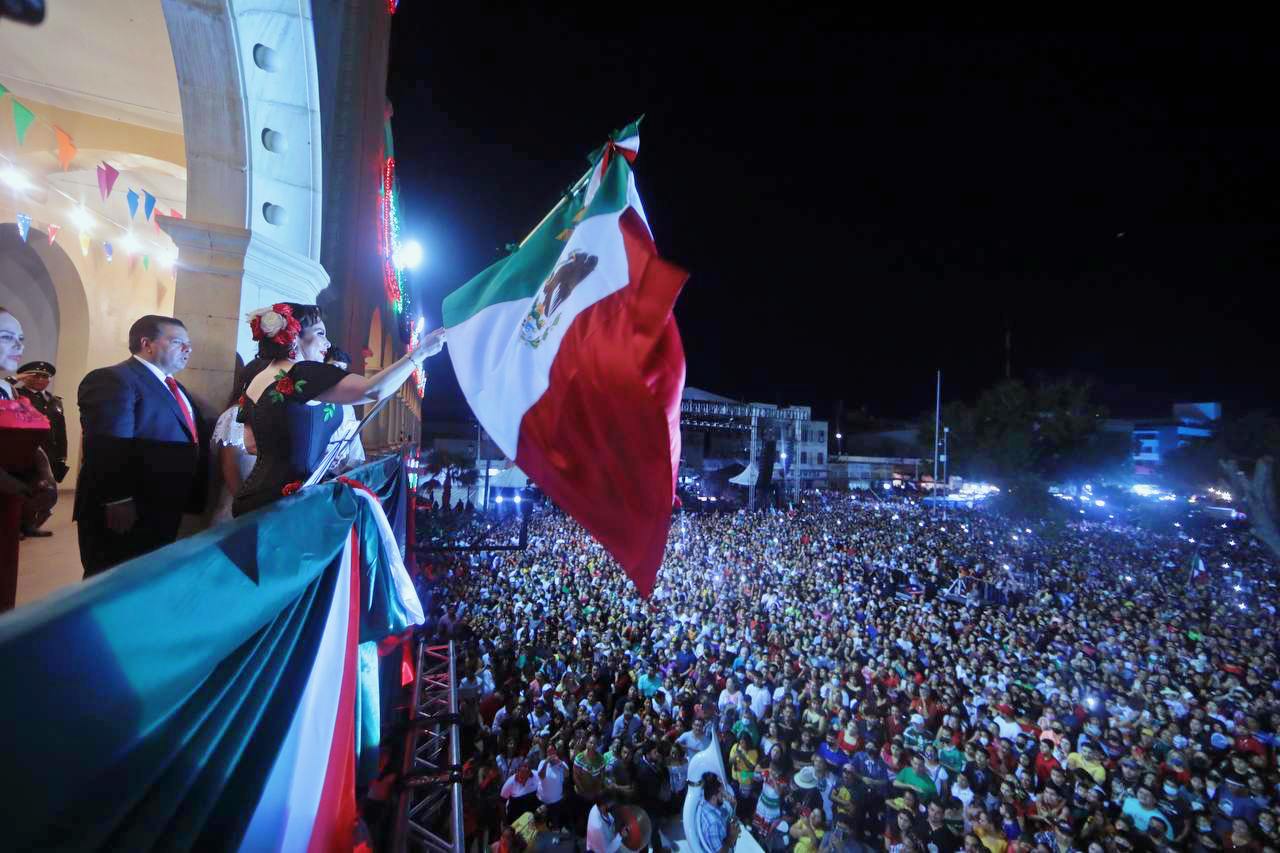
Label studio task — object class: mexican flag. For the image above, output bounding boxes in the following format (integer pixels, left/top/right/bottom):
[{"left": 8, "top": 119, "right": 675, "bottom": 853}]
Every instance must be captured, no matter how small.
[
  {"left": 1188, "top": 547, "right": 1209, "bottom": 586},
  {"left": 443, "top": 119, "right": 686, "bottom": 596}
]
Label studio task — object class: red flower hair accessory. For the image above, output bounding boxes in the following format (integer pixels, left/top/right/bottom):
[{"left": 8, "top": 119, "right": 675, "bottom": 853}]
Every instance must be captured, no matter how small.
[{"left": 246, "top": 303, "right": 303, "bottom": 346}]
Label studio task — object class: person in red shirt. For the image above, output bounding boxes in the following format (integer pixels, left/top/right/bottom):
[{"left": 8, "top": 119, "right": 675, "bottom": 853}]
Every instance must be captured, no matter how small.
[
  {"left": 1234, "top": 716, "right": 1269, "bottom": 761},
  {"left": 1016, "top": 709, "right": 1041, "bottom": 741},
  {"left": 987, "top": 739, "right": 1016, "bottom": 779},
  {"left": 1034, "top": 738, "right": 1061, "bottom": 787},
  {"left": 1159, "top": 753, "right": 1191, "bottom": 786},
  {"left": 479, "top": 690, "right": 506, "bottom": 729}
]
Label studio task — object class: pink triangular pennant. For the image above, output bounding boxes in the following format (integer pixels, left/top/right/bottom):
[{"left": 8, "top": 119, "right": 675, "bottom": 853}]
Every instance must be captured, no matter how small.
[
  {"left": 96, "top": 162, "right": 120, "bottom": 202},
  {"left": 169, "top": 208, "right": 183, "bottom": 220},
  {"left": 47, "top": 223, "right": 60, "bottom": 245}
]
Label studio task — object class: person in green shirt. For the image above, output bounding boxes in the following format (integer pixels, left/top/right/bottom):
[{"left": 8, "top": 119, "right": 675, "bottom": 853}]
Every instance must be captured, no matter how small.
[
  {"left": 573, "top": 735, "right": 607, "bottom": 804},
  {"left": 732, "top": 707, "right": 761, "bottom": 748},
  {"left": 936, "top": 730, "right": 967, "bottom": 774},
  {"left": 893, "top": 753, "right": 938, "bottom": 802}
]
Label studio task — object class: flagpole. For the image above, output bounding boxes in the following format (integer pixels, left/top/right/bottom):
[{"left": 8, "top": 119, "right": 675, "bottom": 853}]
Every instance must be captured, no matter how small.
[
  {"left": 518, "top": 166, "right": 595, "bottom": 248},
  {"left": 932, "top": 370, "right": 942, "bottom": 486}
]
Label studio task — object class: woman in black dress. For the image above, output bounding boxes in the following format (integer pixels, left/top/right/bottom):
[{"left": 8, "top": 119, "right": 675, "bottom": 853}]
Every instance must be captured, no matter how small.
[{"left": 231, "top": 302, "right": 441, "bottom": 517}]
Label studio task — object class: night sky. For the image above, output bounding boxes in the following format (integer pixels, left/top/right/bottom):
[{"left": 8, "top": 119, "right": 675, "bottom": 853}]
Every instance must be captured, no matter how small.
[{"left": 386, "top": 17, "right": 1279, "bottom": 426}]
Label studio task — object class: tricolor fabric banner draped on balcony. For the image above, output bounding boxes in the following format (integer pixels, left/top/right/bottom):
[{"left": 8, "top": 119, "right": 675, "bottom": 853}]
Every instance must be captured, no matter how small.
[{"left": 0, "top": 456, "right": 422, "bottom": 851}]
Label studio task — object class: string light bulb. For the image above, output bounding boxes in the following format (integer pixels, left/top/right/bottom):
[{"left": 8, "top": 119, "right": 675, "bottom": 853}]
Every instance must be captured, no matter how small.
[
  {"left": 1, "top": 167, "right": 32, "bottom": 192},
  {"left": 70, "top": 206, "right": 94, "bottom": 232}
]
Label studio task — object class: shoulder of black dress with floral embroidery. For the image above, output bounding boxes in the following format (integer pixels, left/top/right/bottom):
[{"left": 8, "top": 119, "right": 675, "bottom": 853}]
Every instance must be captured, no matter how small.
[{"left": 266, "top": 369, "right": 307, "bottom": 404}]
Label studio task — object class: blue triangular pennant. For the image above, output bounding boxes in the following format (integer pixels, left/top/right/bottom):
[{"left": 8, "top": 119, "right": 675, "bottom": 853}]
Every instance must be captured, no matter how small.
[
  {"left": 126, "top": 189, "right": 140, "bottom": 220},
  {"left": 143, "top": 190, "right": 157, "bottom": 221},
  {"left": 103, "top": 241, "right": 113, "bottom": 262},
  {"left": 15, "top": 213, "right": 31, "bottom": 242}
]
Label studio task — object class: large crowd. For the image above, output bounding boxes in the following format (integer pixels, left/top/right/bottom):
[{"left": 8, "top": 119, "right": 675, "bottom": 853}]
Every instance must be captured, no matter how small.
[{"left": 419, "top": 490, "right": 1280, "bottom": 853}]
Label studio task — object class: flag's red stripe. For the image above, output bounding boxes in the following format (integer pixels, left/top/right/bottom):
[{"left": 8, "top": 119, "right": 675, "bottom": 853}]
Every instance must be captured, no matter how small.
[
  {"left": 307, "top": 529, "right": 361, "bottom": 853},
  {"left": 515, "top": 209, "right": 686, "bottom": 596}
]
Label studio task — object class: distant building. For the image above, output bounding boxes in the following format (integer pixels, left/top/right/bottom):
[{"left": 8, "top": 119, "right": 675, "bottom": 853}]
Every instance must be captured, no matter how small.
[
  {"left": 792, "top": 412, "right": 829, "bottom": 489},
  {"left": 679, "top": 388, "right": 826, "bottom": 496},
  {"left": 1132, "top": 402, "right": 1220, "bottom": 472}
]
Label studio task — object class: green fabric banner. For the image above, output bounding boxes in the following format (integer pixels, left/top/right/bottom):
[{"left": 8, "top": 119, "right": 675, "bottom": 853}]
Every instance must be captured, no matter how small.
[{"left": 0, "top": 456, "right": 417, "bottom": 850}]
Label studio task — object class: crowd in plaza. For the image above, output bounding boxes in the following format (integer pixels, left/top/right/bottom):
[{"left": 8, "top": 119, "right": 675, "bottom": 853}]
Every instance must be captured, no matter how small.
[{"left": 421, "top": 490, "right": 1280, "bottom": 853}]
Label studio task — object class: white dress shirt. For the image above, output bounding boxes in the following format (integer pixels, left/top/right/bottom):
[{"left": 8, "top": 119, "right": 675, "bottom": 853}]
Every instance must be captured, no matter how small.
[
  {"left": 133, "top": 355, "right": 194, "bottom": 415},
  {"left": 747, "top": 682, "right": 773, "bottom": 719},
  {"left": 500, "top": 771, "right": 540, "bottom": 801},
  {"left": 536, "top": 759, "right": 567, "bottom": 804}
]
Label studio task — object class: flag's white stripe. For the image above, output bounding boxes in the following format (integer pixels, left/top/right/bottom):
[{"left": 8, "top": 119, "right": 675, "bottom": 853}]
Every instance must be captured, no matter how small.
[
  {"left": 239, "top": 531, "right": 354, "bottom": 852},
  {"left": 447, "top": 174, "right": 646, "bottom": 459},
  {"left": 347, "top": 486, "right": 425, "bottom": 626},
  {"left": 444, "top": 298, "right": 534, "bottom": 459}
]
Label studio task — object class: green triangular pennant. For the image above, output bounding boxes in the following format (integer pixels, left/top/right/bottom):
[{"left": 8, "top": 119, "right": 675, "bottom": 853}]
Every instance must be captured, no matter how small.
[
  {"left": 12, "top": 99, "right": 36, "bottom": 146},
  {"left": 143, "top": 255, "right": 150, "bottom": 270}
]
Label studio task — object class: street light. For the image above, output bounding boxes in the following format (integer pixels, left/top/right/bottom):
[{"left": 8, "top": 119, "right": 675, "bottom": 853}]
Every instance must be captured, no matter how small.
[
  {"left": 779, "top": 451, "right": 788, "bottom": 508},
  {"left": 70, "top": 205, "right": 94, "bottom": 232},
  {"left": 393, "top": 239, "right": 424, "bottom": 270},
  {"left": 836, "top": 432, "right": 843, "bottom": 456},
  {"left": 1, "top": 167, "right": 32, "bottom": 192}
]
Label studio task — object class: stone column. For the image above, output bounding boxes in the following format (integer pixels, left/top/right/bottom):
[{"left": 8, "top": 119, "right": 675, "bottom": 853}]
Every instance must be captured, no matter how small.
[{"left": 160, "top": 216, "right": 330, "bottom": 422}]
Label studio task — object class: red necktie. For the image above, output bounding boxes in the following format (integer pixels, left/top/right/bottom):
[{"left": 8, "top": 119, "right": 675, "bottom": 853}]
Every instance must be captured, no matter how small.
[{"left": 165, "top": 376, "right": 198, "bottom": 443}]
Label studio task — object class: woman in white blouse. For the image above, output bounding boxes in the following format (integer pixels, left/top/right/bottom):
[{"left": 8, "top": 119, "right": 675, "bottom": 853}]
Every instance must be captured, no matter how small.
[{"left": 210, "top": 361, "right": 265, "bottom": 523}]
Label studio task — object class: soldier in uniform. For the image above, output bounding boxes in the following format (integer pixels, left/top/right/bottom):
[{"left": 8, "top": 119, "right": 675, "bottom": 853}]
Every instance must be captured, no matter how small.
[{"left": 10, "top": 361, "right": 68, "bottom": 537}]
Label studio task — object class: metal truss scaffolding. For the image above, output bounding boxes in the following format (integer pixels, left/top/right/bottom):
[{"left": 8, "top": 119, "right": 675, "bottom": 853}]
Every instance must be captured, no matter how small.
[{"left": 392, "top": 639, "right": 464, "bottom": 853}]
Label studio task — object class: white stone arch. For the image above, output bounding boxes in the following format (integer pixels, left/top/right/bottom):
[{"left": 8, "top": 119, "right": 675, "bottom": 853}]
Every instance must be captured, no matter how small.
[
  {"left": 0, "top": 227, "right": 60, "bottom": 367},
  {"left": 160, "top": 0, "right": 328, "bottom": 415}
]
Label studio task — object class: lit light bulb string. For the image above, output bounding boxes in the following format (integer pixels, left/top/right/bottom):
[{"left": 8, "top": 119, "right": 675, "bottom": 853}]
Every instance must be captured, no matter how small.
[
  {"left": 381, "top": 153, "right": 424, "bottom": 396},
  {"left": 380, "top": 155, "right": 404, "bottom": 312},
  {"left": 0, "top": 148, "right": 179, "bottom": 265},
  {"left": 381, "top": 116, "right": 426, "bottom": 395}
]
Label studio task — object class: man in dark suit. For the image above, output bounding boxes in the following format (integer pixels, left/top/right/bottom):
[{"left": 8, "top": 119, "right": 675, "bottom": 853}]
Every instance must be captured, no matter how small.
[
  {"left": 75, "top": 315, "right": 208, "bottom": 577},
  {"left": 10, "top": 361, "right": 69, "bottom": 538}
]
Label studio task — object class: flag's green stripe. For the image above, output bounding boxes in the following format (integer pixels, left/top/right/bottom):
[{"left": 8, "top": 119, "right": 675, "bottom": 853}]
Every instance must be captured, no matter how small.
[{"left": 443, "top": 155, "right": 633, "bottom": 327}]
